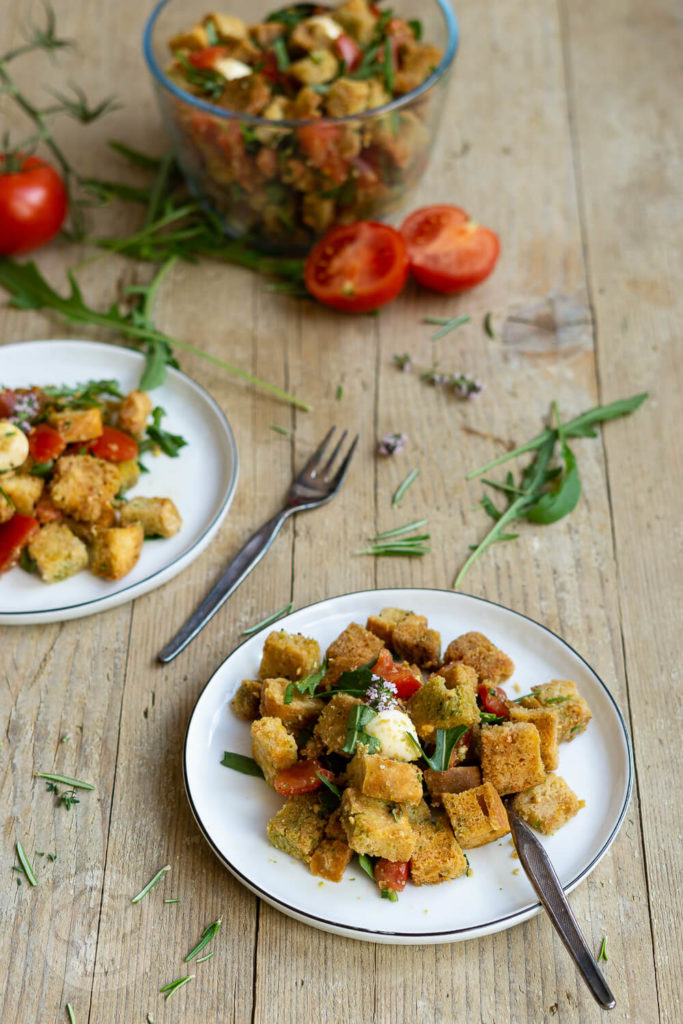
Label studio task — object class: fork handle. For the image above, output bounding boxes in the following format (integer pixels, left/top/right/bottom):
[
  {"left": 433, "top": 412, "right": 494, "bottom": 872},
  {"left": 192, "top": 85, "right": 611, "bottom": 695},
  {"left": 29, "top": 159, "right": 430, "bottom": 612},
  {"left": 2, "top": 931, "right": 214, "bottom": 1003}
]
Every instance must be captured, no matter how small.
[{"left": 157, "top": 510, "right": 288, "bottom": 663}]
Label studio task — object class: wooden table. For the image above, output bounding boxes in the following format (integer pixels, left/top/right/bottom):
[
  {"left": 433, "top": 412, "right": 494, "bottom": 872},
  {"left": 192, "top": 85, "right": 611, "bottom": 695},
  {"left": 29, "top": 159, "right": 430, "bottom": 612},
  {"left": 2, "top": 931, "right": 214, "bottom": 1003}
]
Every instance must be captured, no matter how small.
[{"left": 1, "top": 0, "right": 680, "bottom": 1021}]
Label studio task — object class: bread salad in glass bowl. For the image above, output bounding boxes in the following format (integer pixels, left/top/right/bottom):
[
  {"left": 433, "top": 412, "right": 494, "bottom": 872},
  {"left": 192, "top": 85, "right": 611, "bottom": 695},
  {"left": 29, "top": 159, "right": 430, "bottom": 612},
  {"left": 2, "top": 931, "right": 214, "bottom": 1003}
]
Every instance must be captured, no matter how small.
[{"left": 143, "top": 0, "right": 459, "bottom": 251}]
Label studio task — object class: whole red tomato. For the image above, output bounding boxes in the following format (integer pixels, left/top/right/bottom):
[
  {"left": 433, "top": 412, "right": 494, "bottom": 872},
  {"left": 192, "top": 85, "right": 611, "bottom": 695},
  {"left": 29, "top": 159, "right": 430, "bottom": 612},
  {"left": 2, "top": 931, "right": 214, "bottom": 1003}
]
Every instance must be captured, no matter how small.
[{"left": 0, "top": 155, "right": 68, "bottom": 255}]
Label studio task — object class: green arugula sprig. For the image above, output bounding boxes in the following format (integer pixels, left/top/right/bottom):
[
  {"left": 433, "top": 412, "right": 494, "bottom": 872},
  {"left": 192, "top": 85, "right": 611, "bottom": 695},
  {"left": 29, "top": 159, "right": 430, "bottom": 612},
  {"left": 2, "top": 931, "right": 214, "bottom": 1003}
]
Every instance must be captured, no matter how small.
[
  {"left": 139, "top": 406, "right": 188, "bottom": 458},
  {"left": 220, "top": 752, "right": 264, "bottom": 778},
  {"left": 454, "top": 393, "right": 648, "bottom": 587},
  {"left": 284, "top": 660, "right": 328, "bottom": 704},
  {"left": 342, "top": 705, "right": 380, "bottom": 755},
  {"left": 405, "top": 725, "right": 469, "bottom": 771},
  {"left": 42, "top": 379, "right": 123, "bottom": 407}
]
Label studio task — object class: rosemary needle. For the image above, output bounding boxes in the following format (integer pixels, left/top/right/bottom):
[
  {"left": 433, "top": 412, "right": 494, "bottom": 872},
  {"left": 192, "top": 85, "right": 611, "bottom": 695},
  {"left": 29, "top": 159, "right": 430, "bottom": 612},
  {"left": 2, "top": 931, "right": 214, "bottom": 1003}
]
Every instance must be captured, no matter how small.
[
  {"left": 160, "top": 975, "right": 194, "bottom": 1000},
  {"left": 131, "top": 864, "right": 170, "bottom": 903},
  {"left": 392, "top": 467, "right": 419, "bottom": 506},
  {"left": 242, "top": 602, "right": 293, "bottom": 636},
  {"left": 598, "top": 937, "right": 608, "bottom": 962},
  {"left": 184, "top": 917, "right": 222, "bottom": 962},
  {"left": 16, "top": 840, "right": 37, "bottom": 886},
  {"left": 373, "top": 518, "right": 427, "bottom": 539},
  {"left": 423, "top": 314, "right": 470, "bottom": 340},
  {"left": 66, "top": 1004, "right": 76, "bottom": 1024},
  {"left": 196, "top": 951, "right": 214, "bottom": 963},
  {"left": 34, "top": 772, "right": 95, "bottom": 791},
  {"left": 164, "top": 898, "right": 180, "bottom": 904}
]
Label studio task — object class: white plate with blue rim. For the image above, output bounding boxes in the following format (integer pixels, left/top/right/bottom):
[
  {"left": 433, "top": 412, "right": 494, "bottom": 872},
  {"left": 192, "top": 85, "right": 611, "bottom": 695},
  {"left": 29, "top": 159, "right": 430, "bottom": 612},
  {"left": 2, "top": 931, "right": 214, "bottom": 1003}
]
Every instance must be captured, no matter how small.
[
  {"left": 183, "top": 587, "right": 633, "bottom": 943},
  {"left": 0, "top": 339, "right": 238, "bottom": 624}
]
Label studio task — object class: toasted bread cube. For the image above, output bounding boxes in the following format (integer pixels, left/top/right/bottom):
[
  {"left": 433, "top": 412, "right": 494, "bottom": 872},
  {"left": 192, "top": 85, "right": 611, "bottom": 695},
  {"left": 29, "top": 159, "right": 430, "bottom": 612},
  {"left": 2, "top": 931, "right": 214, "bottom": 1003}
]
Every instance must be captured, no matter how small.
[
  {"left": 340, "top": 787, "right": 416, "bottom": 861},
  {"left": 526, "top": 680, "right": 592, "bottom": 742},
  {"left": 438, "top": 662, "right": 478, "bottom": 695},
  {"left": 260, "top": 677, "right": 325, "bottom": 731},
  {"left": 443, "top": 782, "right": 510, "bottom": 848},
  {"left": 0, "top": 488, "right": 13, "bottom": 523},
  {"left": 289, "top": 49, "right": 339, "bottom": 85},
  {"left": 301, "top": 732, "right": 326, "bottom": 759},
  {"left": 511, "top": 773, "right": 585, "bottom": 834},
  {"left": 168, "top": 23, "right": 208, "bottom": 51},
  {"left": 392, "top": 613, "right": 441, "bottom": 668},
  {"left": 407, "top": 674, "right": 479, "bottom": 742},
  {"left": 90, "top": 523, "right": 144, "bottom": 580},
  {"left": 410, "top": 811, "right": 468, "bottom": 885},
  {"left": 117, "top": 390, "right": 152, "bottom": 439},
  {"left": 509, "top": 705, "right": 559, "bottom": 770},
  {"left": 117, "top": 459, "right": 140, "bottom": 493},
  {"left": 347, "top": 749, "right": 423, "bottom": 805},
  {"left": 424, "top": 765, "right": 482, "bottom": 805},
  {"left": 49, "top": 454, "right": 121, "bottom": 523},
  {"left": 266, "top": 793, "right": 328, "bottom": 862},
  {"left": 365, "top": 606, "right": 410, "bottom": 644},
  {"left": 309, "top": 838, "right": 353, "bottom": 882},
  {"left": 325, "top": 807, "right": 346, "bottom": 840},
  {"left": 322, "top": 622, "right": 384, "bottom": 689},
  {"left": 480, "top": 722, "right": 545, "bottom": 796},
  {"left": 47, "top": 406, "right": 103, "bottom": 443},
  {"left": 443, "top": 631, "right": 514, "bottom": 684},
  {"left": 251, "top": 716, "right": 298, "bottom": 785},
  {"left": 0, "top": 472, "right": 43, "bottom": 515},
  {"left": 205, "top": 12, "right": 248, "bottom": 41},
  {"left": 403, "top": 799, "right": 431, "bottom": 825},
  {"left": 230, "top": 680, "right": 263, "bottom": 721},
  {"left": 259, "top": 630, "right": 321, "bottom": 681},
  {"left": 66, "top": 508, "right": 115, "bottom": 546},
  {"left": 27, "top": 522, "right": 88, "bottom": 582},
  {"left": 119, "top": 496, "right": 182, "bottom": 538},
  {"left": 313, "top": 693, "right": 362, "bottom": 754},
  {"left": 334, "top": 0, "right": 377, "bottom": 44}
]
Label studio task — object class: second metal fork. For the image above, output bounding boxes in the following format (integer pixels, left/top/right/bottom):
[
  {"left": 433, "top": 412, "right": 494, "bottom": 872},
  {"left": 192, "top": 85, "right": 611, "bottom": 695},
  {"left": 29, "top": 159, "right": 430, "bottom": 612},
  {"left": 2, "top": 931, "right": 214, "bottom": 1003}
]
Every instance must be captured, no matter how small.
[{"left": 158, "top": 427, "right": 358, "bottom": 663}]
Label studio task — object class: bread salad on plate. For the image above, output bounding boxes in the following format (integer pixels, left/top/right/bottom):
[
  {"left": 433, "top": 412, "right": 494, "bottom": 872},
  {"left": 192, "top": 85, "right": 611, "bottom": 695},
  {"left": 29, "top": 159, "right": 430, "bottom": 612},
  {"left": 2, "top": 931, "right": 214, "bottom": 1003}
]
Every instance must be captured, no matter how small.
[
  {"left": 162, "top": 1, "right": 446, "bottom": 247},
  {"left": 223, "top": 609, "right": 592, "bottom": 900},
  {"left": 0, "top": 380, "right": 183, "bottom": 583}
]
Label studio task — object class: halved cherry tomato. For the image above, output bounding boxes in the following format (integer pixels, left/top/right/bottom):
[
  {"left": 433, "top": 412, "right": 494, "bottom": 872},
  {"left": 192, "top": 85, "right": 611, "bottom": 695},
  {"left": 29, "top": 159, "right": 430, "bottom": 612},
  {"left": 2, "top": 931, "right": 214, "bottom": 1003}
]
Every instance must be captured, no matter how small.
[
  {"left": 187, "top": 46, "right": 232, "bottom": 70},
  {"left": 374, "top": 859, "right": 409, "bottom": 892},
  {"left": 27, "top": 423, "right": 66, "bottom": 463},
  {"left": 478, "top": 684, "right": 511, "bottom": 720},
  {"left": 87, "top": 426, "right": 138, "bottom": 462},
  {"left": 0, "top": 155, "right": 68, "bottom": 255},
  {"left": 304, "top": 222, "right": 409, "bottom": 313},
  {"left": 400, "top": 205, "right": 500, "bottom": 293},
  {"left": 334, "top": 33, "right": 362, "bottom": 72},
  {"left": 0, "top": 513, "right": 39, "bottom": 574},
  {"left": 273, "top": 759, "right": 334, "bottom": 796},
  {"left": 0, "top": 389, "right": 16, "bottom": 418},
  {"left": 373, "top": 648, "right": 422, "bottom": 700}
]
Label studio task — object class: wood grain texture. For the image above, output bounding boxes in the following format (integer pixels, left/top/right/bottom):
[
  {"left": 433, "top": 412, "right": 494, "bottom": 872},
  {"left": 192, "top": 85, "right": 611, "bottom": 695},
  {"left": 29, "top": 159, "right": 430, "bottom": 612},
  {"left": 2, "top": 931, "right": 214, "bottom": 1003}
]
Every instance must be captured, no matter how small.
[{"left": 1, "top": 0, "right": 680, "bottom": 1020}]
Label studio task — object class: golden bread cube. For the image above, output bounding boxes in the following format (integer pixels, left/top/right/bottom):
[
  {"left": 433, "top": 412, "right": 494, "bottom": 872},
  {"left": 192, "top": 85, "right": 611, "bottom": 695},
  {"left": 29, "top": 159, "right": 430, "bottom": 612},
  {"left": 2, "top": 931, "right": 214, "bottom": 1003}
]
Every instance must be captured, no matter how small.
[
  {"left": 90, "top": 523, "right": 144, "bottom": 580},
  {"left": 480, "top": 722, "right": 546, "bottom": 796},
  {"left": 526, "top": 680, "right": 592, "bottom": 741},
  {"left": 410, "top": 811, "right": 468, "bottom": 886},
  {"left": 442, "top": 782, "right": 510, "bottom": 849},
  {"left": 0, "top": 472, "right": 43, "bottom": 515},
  {"left": 27, "top": 522, "right": 88, "bottom": 583},
  {"left": 230, "top": 680, "right": 263, "bottom": 722},
  {"left": 365, "top": 606, "right": 410, "bottom": 644},
  {"left": 259, "top": 630, "right": 321, "bottom": 681},
  {"left": 119, "top": 496, "right": 182, "bottom": 538},
  {"left": 423, "top": 765, "right": 482, "bottom": 805},
  {"left": 340, "top": 787, "right": 415, "bottom": 861},
  {"left": 309, "top": 838, "right": 353, "bottom": 882},
  {"left": 206, "top": 12, "right": 248, "bottom": 41},
  {"left": 438, "top": 662, "right": 478, "bottom": 694},
  {"left": 251, "top": 716, "right": 298, "bottom": 786},
  {"left": 511, "top": 773, "right": 585, "bottom": 834},
  {"left": 266, "top": 793, "right": 328, "bottom": 862},
  {"left": 392, "top": 613, "right": 441, "bottom": 668},
  {"left": 259, "top": 677, "right": 325, "bottom": 731},
  {"left": 313, "top": 693, "right": 362, "bottom": 754},
  {"left": 347, "top": 749, "right": 423, "bottom": 805},
  {"left": 443, "top": 631, "right": 514, "bottom": 684},
  {"left": 168, "top": 23, "right": 208, "bottom": 51},
  {"left": 47, "top": 406, "right": 103, "bottom": 443},
  {"left": 322, "top": 621, "right": 384, "bottom": 689},
  {"left": 49, "top": 455, "right": 121, "bottom": 523},
  {"left": 509, "top": 705, "right": 559, "bottom": 770},
  {"left": 117, "top": 390, "right": 152, "bottom": 439},
  {"left": 407, "top": 674, "right": 479, "bottom": 742}
]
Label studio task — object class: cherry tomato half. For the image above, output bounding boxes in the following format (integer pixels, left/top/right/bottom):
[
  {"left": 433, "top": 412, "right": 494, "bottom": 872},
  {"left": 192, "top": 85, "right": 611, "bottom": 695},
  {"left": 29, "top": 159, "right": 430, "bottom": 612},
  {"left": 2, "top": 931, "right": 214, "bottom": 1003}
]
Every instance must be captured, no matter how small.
[
  {"left": 273, "top": 759, "right": 334, "bottom": 796},
  {"left": 374, "top": 859, "right": 409, "bottom": 892},
  {"left": 0, "top": 513, "right": 39, "bottom": 574},
  {"left": 0, "top": 155, "right": 68, "bottom": 256},
  {"left": 478, "top": 684, "right": 511, "bottom": 720},
  {"left": 400, "top": 205, "right": 500, "bottom": 293},
  {"left": 334, "top": 33, "right": 362, "bottom": 72},
  {"left": 187, "top": 46, "right": 232, "bottom": 70},
  {"left": 87, "top": 426, "right": 138, "bottom": 462},
  {"left": 373, "top": 648, "right": 422, "bottom": 700},
  {"left": 27, "top": 423, "right": 66, "bottom": 463},
  {"left": 304, "top": 221, "right": 409, "bottom": 313}
]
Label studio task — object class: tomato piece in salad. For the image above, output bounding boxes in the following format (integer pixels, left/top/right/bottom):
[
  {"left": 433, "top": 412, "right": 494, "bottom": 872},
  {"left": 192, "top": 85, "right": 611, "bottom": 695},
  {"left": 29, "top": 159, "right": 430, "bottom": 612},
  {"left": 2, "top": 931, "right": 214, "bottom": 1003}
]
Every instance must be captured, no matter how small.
[
  {"left": 273, "top": 759, "right": 334, "bottom": 796},
  {"left": 304, "top": 222, "right": 409, "bottom": 314},
  {"left": 334, "top": 33, "right": 362, "bottom": 72},
  {"left": 478, "top": 684, "right": 511, "bottom": 720},
  {"left": 87, "top": 425, "right": 138, "bottom": 462},
  {"left": 374, "top": 859, "right": 409, "bottom": 892},
  {"left": 27, "top": 422, "right": 66, "bottom": 463},
  {"left": 373, "top": 648, "right": 422, "bottom": 700},
  {"left": 186, "top": 46, "right": 231, "bottom": 70},
  {"left": 0, "top": 514, "right": 39, "bottom": 574},
  {"left": 400, "top": 205, "right": 500, "bottom": 293}
]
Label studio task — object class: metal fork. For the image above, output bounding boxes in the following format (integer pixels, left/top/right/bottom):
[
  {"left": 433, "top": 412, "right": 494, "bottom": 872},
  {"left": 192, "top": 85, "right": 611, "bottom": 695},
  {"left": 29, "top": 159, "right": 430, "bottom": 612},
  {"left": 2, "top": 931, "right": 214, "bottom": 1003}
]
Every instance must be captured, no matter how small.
[{"left": 157, "top": 427, "right": 358, "bottom": 663}]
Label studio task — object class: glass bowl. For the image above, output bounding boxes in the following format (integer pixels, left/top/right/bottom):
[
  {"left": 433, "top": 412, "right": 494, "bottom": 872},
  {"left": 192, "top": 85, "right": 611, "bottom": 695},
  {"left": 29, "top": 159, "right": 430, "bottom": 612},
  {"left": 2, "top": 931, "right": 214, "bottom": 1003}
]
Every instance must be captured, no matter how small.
[{"left": 143, "top": 0, "right": 459, "bottom": 253}]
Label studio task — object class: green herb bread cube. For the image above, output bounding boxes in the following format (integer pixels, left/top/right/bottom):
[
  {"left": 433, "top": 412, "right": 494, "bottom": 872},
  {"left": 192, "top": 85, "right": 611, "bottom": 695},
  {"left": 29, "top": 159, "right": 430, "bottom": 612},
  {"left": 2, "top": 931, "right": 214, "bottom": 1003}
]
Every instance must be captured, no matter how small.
[
  {"left": 522, "top": 680, "right": 592, "bottom": 742},
  {"left": 0, "top": 472, "right": 44, "bottom": 515},
  {"left": 321, "top": 622, "right": 384, "bottom": 689},
  {"left": 391, "top": 613, "right": 441, "bottom": 669},
  {"left": 49, "top": 454, "right": 121, "bottom": 523},
  {"left": 443, "top": 631, "right": 514, "bottom": 685},
  {"left": 365, "top": 606, "right": 410, "bottom": 645},
  {"left": 407, "top": 674, "right": 479, "bottom": 742},
  {"left": 266, "top": 793, "right": 329, "bottom": 862},
  {"left": 27, "top": 522, "right": 88, "bottom": 583},
  {"left": 347, "top": 748, "right": 423, "bottom": 805},
  {"left": 250, "top": 716, "right": 298, "bottom": 785},
  {"left": 410, "top": 810, "right": 468, "bottom": 885},
  {"left": 511, "top": 773, "right": 585, "bottom": 834},
  {"left": 309, "top": 838, "right": 353, "bottom": 882},
  {"left": 480, "top": 722, "right": 546, "bottom": 795},
  {"left": 340, "top": 787, "right": 416, "bottom": 861},
  {"left": 509, "top": 705, "right": 559, "bottom": 770},
  {"left": 119, "top": 496, "right": 182, "bottom": 538},
  {"left": 258, "top": 630, "right": 321, "bottom": 681},
  {"left": 442, "top": 782, "right": 510, "bottom": 848},
  {"left": 90, "top": 523, "right": 144, "bottom": 581},
  {"left": 313, "top": 693, "right": 363, "bottom": 754},
  {"left": 259, "top": 677, "right": 325, "bottom": 731},
  {"left": 230, "top": 680, "right": 263, "bottom": 722}
]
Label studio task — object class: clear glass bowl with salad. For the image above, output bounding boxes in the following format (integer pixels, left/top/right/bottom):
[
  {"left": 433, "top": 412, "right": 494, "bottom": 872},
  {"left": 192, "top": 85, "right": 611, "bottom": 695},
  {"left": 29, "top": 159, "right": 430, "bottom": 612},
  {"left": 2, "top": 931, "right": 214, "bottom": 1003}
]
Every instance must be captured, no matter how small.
[{"left": 143, "top": 0, "right": 459, "bottom": 253}]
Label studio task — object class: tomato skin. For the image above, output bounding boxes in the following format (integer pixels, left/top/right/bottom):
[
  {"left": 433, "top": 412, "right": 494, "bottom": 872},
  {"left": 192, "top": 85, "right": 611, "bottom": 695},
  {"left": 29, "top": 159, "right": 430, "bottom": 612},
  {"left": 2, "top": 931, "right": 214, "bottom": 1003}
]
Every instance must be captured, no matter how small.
[
  {"left": 304, "top": 221, "right": 409, "bottom": 314},
  {"left": 374, "top": 859, "right": 409, "bottom": 892},
  {"left": 28, "top": 423, "right": 66, "bottom": 463},
  {"left": 478, "top": 684, "right": 511, "bottom": 719},
  {"left": 373, "top": 648, "right": 422, "bottom": 700},
  {"left": 0, "top": 514, "right": 39, "bottom": 574},
  {"left": 298, "top": 123, "right": 349, "bottom": 185},
  {"left": 0, "top": 155, "right": 68, "bottom": 255},
  {"left": 273, "top": 759, "right": 334, "bottom": 796},
  {"left": 87, "top": 425, "right": 138, "bottom": 462},
  {"left": 334, "top": 33, "right": 362, "bottom": 72},
  {"left": 187, "top": 46, "right": 232, "bottom": 70},
  {"left": 400, "top": 205, "right": 500, "bottom": 294}
]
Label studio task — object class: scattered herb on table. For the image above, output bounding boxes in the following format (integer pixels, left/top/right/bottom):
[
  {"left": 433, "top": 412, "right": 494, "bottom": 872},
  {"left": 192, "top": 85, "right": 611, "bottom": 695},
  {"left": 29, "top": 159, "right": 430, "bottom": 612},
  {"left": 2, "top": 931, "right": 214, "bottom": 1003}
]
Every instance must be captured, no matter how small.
[
  {"left": 377, "top": 431, "right": 408, "bottom": 456},
  {"left": 160, "top": 974, "right": 194, "bottom": 1000},
  {"left": 242, "top": 601, "right": 294, "bottom": 636},
  {"left": 336, "top": 385, "right": 343, "bottom": 401},
  {"left": 35, "top": 771, "right": 95, "bottom": 790},
  {"left": 16, "top": 839, "right": 37, "bottom": 886},
  {"left": 423, "top": 314, "right": 471, "bottom": 340},
  {"left": 184, "top": 917, "right": 222, "bottom": 962},
  {"left": 164, "top": 898, "right": 180, "bottom": 904},
  {"left": 66, "top": 1003, "right": 76, "bottom": 1024},
  {"left": 392, "top": 467, "right": 419, "bottom": 506},
  {"left": 196, "top": 951, "right": 214, "bottom": 963},
  {"left": 454, "top": 393, "right": 648, "bottom": 587},
  {"left": 484, "top": 311, "right": 495, "bottom": 338},
  {"left": 598, "top": 936, "right": 608, "bottom": 962},
  {"left": 270, "top": 424, "right": 292, "bottom": 437},
  {"left": 131, "top": 864, "right": 171, "bottom": 904},
  {"left": 421, "top": 365, "right": 483, "bottom": 398},
  {"left": 220, "top": 752, "right": 264, "bottom": 778},
  {"left": 354, "top": 521, "right": 431, "bottom": 558},
  {"left": 45, "top": 780, "right": 80, "bottom": 810},
  {"left": 392, "top": 353, "right": 412, "bottom": 372}
]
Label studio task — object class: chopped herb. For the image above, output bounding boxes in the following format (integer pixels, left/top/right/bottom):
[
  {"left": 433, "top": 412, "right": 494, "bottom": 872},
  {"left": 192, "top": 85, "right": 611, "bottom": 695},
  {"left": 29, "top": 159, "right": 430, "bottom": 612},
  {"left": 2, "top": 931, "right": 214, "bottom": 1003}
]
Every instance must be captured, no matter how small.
[
  {"left": 423, "top": 314, "right": 471, "bottom": 340},
  {"left": 484, "top": 311, "right": 495, "bottom": 338},
  {"left": 358, "top": 853, "right": 375, "bottom": 881},
  {"left": 381, "top": 888, "right": 399, "bottom": 902},
  {"left": 373, "top": 518, "right": 428, "bottom": 539},
  {"left": 29, "top": 460, "right": 55, "bottom": 477},
  {"left": 20, "top": 547, "right": 38, "bottom": 574},
  {"left": 42, "top": 379, "right": 122, "bottom": 407},
  {"left": 16, "top": 839, "right": 37, "bottom": 886},
  {"left": 184, "top": 917, "right": 222, "bottom": 962},
  {"left": 342, "top": 705, "right": 380, "bottom": 756},
  {"left": 479, "top": 711, "right": 506, "bottom": 725},
  {"left": 392, "top": 467, "right": 419, "bottom": 506},
  {"left": 0, "top": 484, "right": 13, "bottom": 508},
  {"left": 220, "top": 752, "right": 264, "bottom": 778},
  {"left": 35, "top": 771, "right": 95, "bottom": 790},
  {"left": 381, "top": 38, "right": 394, "bottom": 92},
  {"left": 544, "top": 695, "right": 571, "bottom": 704},
  {"left": 175, "top": 51, "right": 224, "bottom": 99},
  {"left": 164, "top": 898, "right": 180, "bottom": 904},
  {"left": 390, "top": 806, "right": 400, "bottom": 822},
  {"left": 336, "top": 385, "right": 343, "bottom": 400},
  {"left": 204, "top": 18, "right": 219, "bottom": 46},
  {"left": 131, "top": 864, "right": 170, "bottom": 904},
  {"left": 392, "top": 353, "right": 412, "bottom": 371},
  {"left": 139, "top": 406, "right": 187, "bottom": 458},
  {"left": 598, "top": 936, "right": 608, "bottom": 962},
  {"left": 272, "top": 37, "right": 290, "bottom": 71},
  {"left": 464, "top": 852, "right": 472, "bottom": 875},
  {"left": 283, "top": 660, "right": 328, "bottom": 703},
  {"left": 160, "top": 974, "right": 195, "bottom": 1000},
  {"left": 48, "top": 853, "right": 57, "bottom": 861},
  {"left": 408, "top": 18, "right": 423, "bottom": 40},
  {"left": 66, "top": 1003, "right": 76, "bottom": 1024},
  {"left": 377, "top": 431, "right": 408, "bottom": 456},
  {"left": 270, "top": 424, "right": 292, "bottom": 436},
  {"left": 196, "top": 951, "right": 214, "bottom": 963},
  {"left": 242, "top": 601, "right": 294, "bottom": 636},
  {"left": 333, "top": 657, "right": 380, "bottom": 693}
]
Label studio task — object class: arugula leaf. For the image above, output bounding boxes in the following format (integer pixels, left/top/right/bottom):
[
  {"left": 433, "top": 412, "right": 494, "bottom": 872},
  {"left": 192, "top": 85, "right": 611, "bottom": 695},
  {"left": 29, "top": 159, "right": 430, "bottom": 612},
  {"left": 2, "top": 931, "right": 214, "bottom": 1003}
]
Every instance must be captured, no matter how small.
[
  {"left": 316, "top": 772, "right": 342, "bottom": 801},
  {"left": 333, "top": 657, "right": 380, "bottom": 692},
  {"left": 342, "top": 705, "right": 380, "bottom": 756},
  {"left": 526, "top": 439, "right": 580, "bottom": 524},
  {"left": 358, "top": 853, "right": 375, "bottom": 880},
  {"left": 405, "top": 726, "right": 469, "bottom": 771},
  {"left": 283, "top": 660, "right": 328, "bottom": 704},
  {"left": 29, "top": 460, "right": 55, "bottom": 478},
  {"left": 140, "top": 406, "right": 188, "bottom": 458},
  {"left": 220, "top": 752, "right": 264, "bottom": 778}
]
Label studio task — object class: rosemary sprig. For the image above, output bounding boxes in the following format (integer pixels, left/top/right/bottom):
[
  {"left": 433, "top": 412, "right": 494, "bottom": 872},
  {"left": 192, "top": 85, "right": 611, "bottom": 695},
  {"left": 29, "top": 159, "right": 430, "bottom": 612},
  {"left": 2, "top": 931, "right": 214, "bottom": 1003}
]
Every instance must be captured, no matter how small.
[
  {"left": 184, "top": 917, "right": 222, "bottom": 962},
  {"left": 160, "top": 975, "right": 194, "bottom": 1000},
  {"left": 423, "top": 314, "right": 471, "bottom": 340},
  {"left": 16, "top": 839, "right": 37, "bottom": 886},
  {"left": 196, "top": 952, "right": 214, "bottom": 963},
  {"left": 392, "top": 467, "right": 419, "bottom": 506},
  {"left": 484, "top": 312, "right": 495, "bottom": 338},
  {"left": 66, "top": 1003, "right": 76, "bottom": 1024},
  {"left": 35, "top": 771, "right": 95, "bottom": 790},
  {"left": 242, "top": 602, "right": 294, "bottom": 636},
  {"left": 373, "top": 518, "right": 428, "bottom": 539},
  {"left": 131, "top": 864, "right": 171, "bottom": 904}
]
